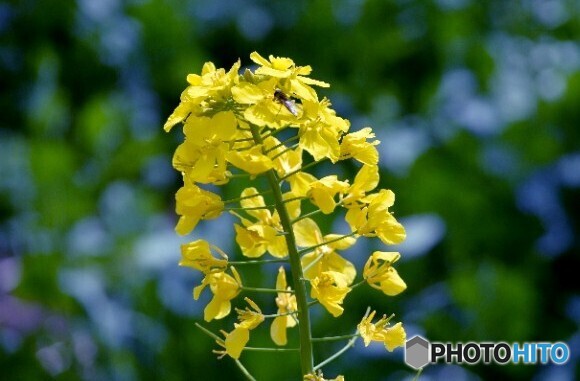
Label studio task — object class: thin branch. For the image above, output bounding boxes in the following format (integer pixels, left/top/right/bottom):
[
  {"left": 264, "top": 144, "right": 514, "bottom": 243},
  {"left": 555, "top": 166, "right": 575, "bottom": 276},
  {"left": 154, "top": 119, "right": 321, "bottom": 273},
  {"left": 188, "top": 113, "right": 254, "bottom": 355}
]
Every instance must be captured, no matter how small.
[
  {"left": 279, "top": 159, "right": 327, "bottom": 181},
  {"left": 312, "top": 307, "right": 370, "bottom": 372},
  {"left": 244, "top": 346, "right": 300, "bottom": 352},
  {"left": 223, "top": 189, "right": 272, "bottom": 205},
  {"left": 297, "top": 232, "right": 358, "bottom": 256},
  {"left": 311, "top": 334, "right": 360, "bottom": 342},
  {"left": 302, "top": 252, "right": 324, "bottom": 274},
  {"left": 412, "top": 368, "right": 423, "bottom": 381},
  {"left": 263, "top": 310, "right": 298, "bottom": 319},
  {"left": 269, "top": 143, "right": 299, "bottom": 161},
  {"left": 291, "top": 208, "right": 322, "bottom": 224},
  {"left": 241, "top": 286, "right": 295, "bottom": 294},
  {"left": 264, "top": 134, "right": 300, "bottom": 154},
  {"left": 260, "top": 126, "right": 290, "bottom": 140},
  {"left": 195, "top": 323, "right": 223, "bottom": 343},
  {"left": 225, "top": 204, "right": 276, "bottom": 211},
  {"left": 234, "top": 359, "right": 257, "bottom": 381},
  {"left": 313, "top": 335, "right": 358, "bottom": 371},
  {"left": 282, "top": 196, "right": 306, "bottom": 204},
  {"left": 228, "top": 258, "right": 288, "bottom": 266}
]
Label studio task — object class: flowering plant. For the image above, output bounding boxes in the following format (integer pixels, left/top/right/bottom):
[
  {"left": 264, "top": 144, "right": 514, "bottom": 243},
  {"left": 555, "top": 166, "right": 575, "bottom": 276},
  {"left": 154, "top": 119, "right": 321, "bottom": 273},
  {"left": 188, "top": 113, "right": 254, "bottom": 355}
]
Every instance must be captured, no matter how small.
[{"left": 165, "top": 52, "right": 407, "bottom": 380}]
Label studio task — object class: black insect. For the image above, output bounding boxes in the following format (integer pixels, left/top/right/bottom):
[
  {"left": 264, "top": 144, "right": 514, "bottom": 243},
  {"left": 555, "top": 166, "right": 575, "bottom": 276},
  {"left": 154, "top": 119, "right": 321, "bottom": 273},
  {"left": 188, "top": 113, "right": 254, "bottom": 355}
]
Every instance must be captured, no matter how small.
[{"left": 273, "top": 89, "right": 299, "bottom": 117}]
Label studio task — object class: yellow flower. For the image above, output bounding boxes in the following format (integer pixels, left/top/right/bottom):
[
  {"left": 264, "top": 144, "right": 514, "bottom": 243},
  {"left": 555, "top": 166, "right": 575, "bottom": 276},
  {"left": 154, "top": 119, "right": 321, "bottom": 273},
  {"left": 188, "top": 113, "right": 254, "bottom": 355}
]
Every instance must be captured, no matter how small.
[
  {"left": 363, "top": 251, "right": 406, "bottom": 296},
  {"left": 174, "top": 181, "right": 224, "bottom": 235},
  {"left": 222, "top": 298, "right": 265, "bottom": 359},
  {"left": 310, "top": 271, "right": 351, "bottom": 317},
  {"left": 381, "top": 322, "right": 406, "bottom": 351},
  {"left": 172, "top": 112, "right": 238, "bottom": 184},
  {"left": 345, "top": 189, "right": 406, "bottom": 245},
  {"left": 294, "top": 218, "right": 356, "bottom": 285},
  {"left": 339, "top": 127, "right": 380, "bottom": 166},
  {"left": 164, "top": 60, "right": 241, "bottom": 132},
  {"left": 357, "top": 311, "right": 406, "bottom": 351},
  {"left": 232, "top": 77, "right": 297, "bottom": 128},
  {"left": 298, "top": 99, "right": 349, "bottom": 162},
  {"left": 226, "top": 145, "right": 274, "bottom": 175},
  {"left": 179, "top": 239, "right": 228, "bottom": 274},
  {"left": 233, "top": 188, "right": 292, "bottom": 258},
  {"left": 342, "top": 165, "right": 379, "bottom": 207},
  {"left": 270, "top": 267, "right": 297, "bottom": 346},
  {"left": 173, "top": 139, "right": 229, "bottom": 184},
  {"left": 288, "top": 171, "right": 318, "bottom": 198},
  {"left": 249, "top": 52, "right": 329, "bottom": 102},
  {"left": 358, "top": 310, "right": 382, "bottom": 346},
  {"left": 307, "top": 175, "right": 350, "bottom": 214},
  {"left": 193, "top": 267, "right": 242, "bottom": 321}
]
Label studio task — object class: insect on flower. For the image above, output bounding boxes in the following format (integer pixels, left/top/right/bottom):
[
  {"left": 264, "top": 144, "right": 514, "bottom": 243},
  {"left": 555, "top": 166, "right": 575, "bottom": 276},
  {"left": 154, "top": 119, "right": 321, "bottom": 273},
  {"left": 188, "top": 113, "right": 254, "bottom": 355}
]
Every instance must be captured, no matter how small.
[{"left": 273, "top": 89, "right": 299, "bottom": 117}]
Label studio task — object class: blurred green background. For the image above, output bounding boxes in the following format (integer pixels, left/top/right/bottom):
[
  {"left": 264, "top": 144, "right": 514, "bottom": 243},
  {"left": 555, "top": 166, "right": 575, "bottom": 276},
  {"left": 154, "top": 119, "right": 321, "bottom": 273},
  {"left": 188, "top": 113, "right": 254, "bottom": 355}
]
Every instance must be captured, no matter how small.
[{"left": 1, "top": 0, "right": 579, "bottom": 380}]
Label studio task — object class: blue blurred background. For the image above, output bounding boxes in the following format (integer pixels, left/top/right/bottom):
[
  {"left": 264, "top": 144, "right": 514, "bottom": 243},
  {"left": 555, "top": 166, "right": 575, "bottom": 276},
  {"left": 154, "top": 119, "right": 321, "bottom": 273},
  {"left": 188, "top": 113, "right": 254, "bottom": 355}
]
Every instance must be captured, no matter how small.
[{"left": 1, "top": 0, "right": 579, "bottom": 380}]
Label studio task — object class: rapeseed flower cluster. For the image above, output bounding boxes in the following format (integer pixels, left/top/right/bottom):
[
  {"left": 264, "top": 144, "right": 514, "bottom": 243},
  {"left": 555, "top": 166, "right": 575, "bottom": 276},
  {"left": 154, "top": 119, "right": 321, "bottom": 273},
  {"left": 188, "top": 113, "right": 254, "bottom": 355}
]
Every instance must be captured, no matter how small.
[{"left": 165, "top": 53, "right": 408, "bottom": 380}]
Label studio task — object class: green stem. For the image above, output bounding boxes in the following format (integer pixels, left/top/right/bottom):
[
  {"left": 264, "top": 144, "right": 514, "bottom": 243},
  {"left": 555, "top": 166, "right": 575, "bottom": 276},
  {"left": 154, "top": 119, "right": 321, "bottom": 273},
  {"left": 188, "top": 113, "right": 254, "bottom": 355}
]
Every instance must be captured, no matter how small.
[
  {"left": 282, "top": 196, "right": 306, "bottom": 204},
  {"left": 312, "top": 307, "right": 370, "bottom": 372},
  {"left": 270, "top": 143, "right": 299, "bottom": 161},
  {"left": 230, "top": 137, "right": 254, "bottom": 143},
  {"left": 244, "top": 346, "right": 300, "bottom": 352},
  {"left": 263, "top": 310, "right": 298, "bottom": 319},
  {"left": 223, "top": 189, "right": 272, "bottom": 205},
  {"left": 225, "top": 204, "right": 276, "bottom": 211},
  {"left": 195, "top": 323, "right": 223, "bottom": 343},
  {"left": 302, "top": 252, "right": 324, "bottom": 274},
  {"left": 291, "top": 208, "right": 322, "bottom": 224},
  {"left": 227, "top": 173, "right": 253, "bottom": 179},
  {"left": 313, "top": 335, "right": 358, "bottom": 371},
  {"left": 241, "top": 286, "right": 294, "bottom": 294},
  {"left": 261, "top": 126, "right": 290, "bottom": 140},
  {"left": 412, "top": 367, "right": 423, "bottom": 381},
  {"left": 228, "top": 258, "right": 287, "bottom": 266},
  {"left": 311, "top": 333, "right": 360, "bottom": 342},
  {"left": 250, "top": 124, "right": 314, "bottom": 377},
  {"left": 297, "top": 231, "right": 358, "bottom": 256},
  {"left": 280, "top": 159, "right": 326, "bottom": 181},
  {"left": 350, "top": 278, "right": 367, "bottom": 290},
  {"left": 264, "top": 134, "right": 300, "bottom": 154},
  {"left": 307, "top": 300, "right": 319, "bottom": 307},
  {"left": 234, "top": 359, "right": 257, "bottom": 381}
]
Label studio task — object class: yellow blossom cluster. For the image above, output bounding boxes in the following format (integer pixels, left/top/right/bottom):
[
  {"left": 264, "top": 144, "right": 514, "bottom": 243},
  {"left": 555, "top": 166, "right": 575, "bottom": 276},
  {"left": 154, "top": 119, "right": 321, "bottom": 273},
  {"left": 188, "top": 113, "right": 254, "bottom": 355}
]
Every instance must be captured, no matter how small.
[{"left": 165, "top": 52, "right": 409, "bottom": 378}]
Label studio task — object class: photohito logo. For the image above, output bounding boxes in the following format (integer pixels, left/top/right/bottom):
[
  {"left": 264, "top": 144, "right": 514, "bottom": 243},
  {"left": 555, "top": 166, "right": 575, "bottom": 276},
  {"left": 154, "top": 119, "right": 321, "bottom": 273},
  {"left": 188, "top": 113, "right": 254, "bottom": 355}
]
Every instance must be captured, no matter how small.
[{"left": 404, "top": 335, "right": 570, "bottom": 369}]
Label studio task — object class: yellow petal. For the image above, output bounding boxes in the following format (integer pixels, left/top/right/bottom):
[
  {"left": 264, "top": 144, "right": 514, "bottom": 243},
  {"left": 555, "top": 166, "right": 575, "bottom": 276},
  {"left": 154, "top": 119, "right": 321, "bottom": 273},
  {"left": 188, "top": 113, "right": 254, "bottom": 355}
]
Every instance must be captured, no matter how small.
[
  {"left": 310, "top": 187, "right": 337, "bottom": 214},
  {"left": 240, "top": 187, "right": 270, "bottom": 221},
  {"left": 288, "top": 172, "right": 317, "bottom": 197},
  {"left": 324, "top": 234, "right": 356, "bottom": 250},
  {"left": 249, "top": 51, "right": 269, "bottom": 67},
  {"left": 226, "top": 146, "right": 274, "bottom": 175},
  {"left": 293, "top": 218, "right": 321, "bottom": 247},
  {"left": 164, "top": 102, "right": 192, "bottom": 132},
  {"left": 275, "top": 266, "right": 287, "bottom": 290},
  {"left": 212, "top": 111, "right": 238, "bottom": 139},
  {"left": 175, "top": 215, "right": 199, "bottom": 236},
  {"left": 225, "top": 327, "right": 250, "bottom": 359},
  {"left": 383, "top": 322, "right": 406, "bottom": 351},
  {"left": 379, "top": 269, "right": 407, "bottom": 296},
  {"left": 204, "top": 297, "right": 230, "bottom": 321},
  {"left": 232, "top": 82, "right": 265, "bottom": 104},
  {"left": 270, "top": 317, "right": 287, "bottom": 346}
]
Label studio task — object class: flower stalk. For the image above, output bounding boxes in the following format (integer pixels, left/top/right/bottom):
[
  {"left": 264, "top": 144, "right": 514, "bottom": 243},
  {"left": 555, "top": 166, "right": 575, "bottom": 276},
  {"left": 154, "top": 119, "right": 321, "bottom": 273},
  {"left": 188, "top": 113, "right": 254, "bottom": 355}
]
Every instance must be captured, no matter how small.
[
  {"left": 165, "top": 52, "right": 410, "bottom": 380},
  {"left": 250, "top": 124, "right": 315, "bottom": 374}
]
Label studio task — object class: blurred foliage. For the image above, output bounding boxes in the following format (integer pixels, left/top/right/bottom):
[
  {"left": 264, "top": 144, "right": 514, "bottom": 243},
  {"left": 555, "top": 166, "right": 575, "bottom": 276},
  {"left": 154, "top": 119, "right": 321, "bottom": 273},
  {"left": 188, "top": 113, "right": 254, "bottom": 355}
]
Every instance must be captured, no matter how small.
[{"left": 1, "top": 0, "right": 579, "bottom": 380}]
